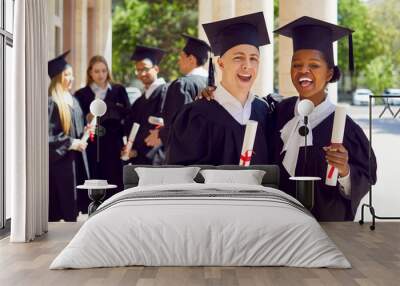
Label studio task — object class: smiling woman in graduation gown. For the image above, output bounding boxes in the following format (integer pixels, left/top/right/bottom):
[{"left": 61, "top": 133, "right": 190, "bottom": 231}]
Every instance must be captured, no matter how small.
[
  {"left": 48, "top": 51, "right": 89, "bottom": 222},
  {"left": 75, "top": 56, "right": 130, "bottom": 200},
  {"left": 272, "top": 16, "right": 377, "bottom": 221},
  {"left": 167, "top": 12, "right": 274, "bottom": 165}
]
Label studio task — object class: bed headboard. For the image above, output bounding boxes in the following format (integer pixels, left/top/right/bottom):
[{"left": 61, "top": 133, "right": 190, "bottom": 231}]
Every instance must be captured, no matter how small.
[{"left": 123, "top": 165, "right": 280, "bottom": 189}]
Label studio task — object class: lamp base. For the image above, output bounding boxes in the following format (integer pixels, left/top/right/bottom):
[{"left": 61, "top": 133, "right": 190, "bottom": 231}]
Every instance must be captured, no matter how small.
[
  {"left": 87, "top": 189, "right": 106, "bottom": 216},
  {"left": 289, "top": 176, "right": 321, "bottom": 210}
]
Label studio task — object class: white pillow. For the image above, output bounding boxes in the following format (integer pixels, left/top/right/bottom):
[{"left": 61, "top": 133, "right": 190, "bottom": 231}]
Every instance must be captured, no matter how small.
[
  {"left": 200, "top": 169, "right": 266, "bottom": 185},
  {"left": 135, "top": 167, "right": 201, "bottom": 186}
]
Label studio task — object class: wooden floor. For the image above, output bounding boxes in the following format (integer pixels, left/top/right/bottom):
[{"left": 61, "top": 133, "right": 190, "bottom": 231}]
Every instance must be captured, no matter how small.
[{"left": 0, "top": 222, "right": 399, "bottom": 286}]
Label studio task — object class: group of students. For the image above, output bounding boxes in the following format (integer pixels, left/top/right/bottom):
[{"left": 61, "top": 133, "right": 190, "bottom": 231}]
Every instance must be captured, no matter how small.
[
  {"left": 48, "top": 53, "right": 130, "bottom": 221},
  {"left": 48, "top": 33, "right": 211, "bottom": 221},
  {"left": 48, "top": 11, "right": 377, "bottom": 223}
]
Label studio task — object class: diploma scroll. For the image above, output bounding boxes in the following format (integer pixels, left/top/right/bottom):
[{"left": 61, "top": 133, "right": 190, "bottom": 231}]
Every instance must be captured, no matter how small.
[
  {"left": 121, "top": 123, "right": 140, "bottom": 161},
  {"left": 81, "top": 116, "right": 97, "bottom": 143},
  {"left": 239, "top": 120, "right": 258, "bottom": 166},
  {"left": 148, "top": 116, "right": 164, "bottom": 128},
  {"left": 325, "top": 106, "right": 347, "bottom": 186}
]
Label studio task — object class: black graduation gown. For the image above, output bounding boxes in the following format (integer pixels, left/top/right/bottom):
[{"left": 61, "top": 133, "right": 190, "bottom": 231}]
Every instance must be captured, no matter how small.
[
  {"left": 274, "top": 96, "right": 377, "bottom": 221},
  {"left": 166, "top": 97, "right": 273, "bottom": 165},
  {"left": 124, "top": 84, "right": 168, "bottom": 165},
  {"left": 159, "top": 74, "right": 207, "bottom": 146},
  {"left": 48, "top": 96, "right": 89, "bottom": 222},
  {"left": 75, "top": 84, "right": 130, "bottom": 199}
]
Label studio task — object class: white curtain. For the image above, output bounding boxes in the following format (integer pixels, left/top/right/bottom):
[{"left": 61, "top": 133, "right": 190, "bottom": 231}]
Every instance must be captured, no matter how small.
[{"left": 8, "top": 0, "right": 49, "bottom": 242}]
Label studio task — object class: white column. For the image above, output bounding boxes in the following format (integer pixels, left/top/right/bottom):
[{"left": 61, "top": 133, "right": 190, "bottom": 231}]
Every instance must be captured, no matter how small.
[
  {"left": 212, "top": 0, "right": 235, "bottom": 21},
  {"left": 198, "top": 0, "right": 235, "bottom": 40},
  {"left": 235, "top": 0, "right": 274, "bottom": 96},
  {"left": 47, "top": 0, "right": 63, "bottom": 59},
  {"left": 198, "top": 0, "right": 235, "bottom": 83},
  {"left": 72, "top": 0, "right": 88, "bottom": 89},
  {"left": 198, "top": 0, "right": 213, "bottom": 42},
  {"left": 94, "top": 0, "right": 112, "bottom": 65},
  {"left": 279, "top": 0, "right": 338, "bottom": 102},
  {"left": 47, "top": 0, "right": 55, "bottom": 59}
]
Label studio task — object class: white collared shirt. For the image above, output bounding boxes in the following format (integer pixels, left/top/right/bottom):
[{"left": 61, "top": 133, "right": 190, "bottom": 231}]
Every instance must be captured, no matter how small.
[
  {"left": 280, "top": 97, "right": 351, "bottom": 195},
  {"left": 338, "top": 171, "right": 351, "bottom": 197},
  {"left": 145, "top": 77, "right": 166, "bottom": 99},
  {"left": 90, "top": 82, "right": 112, "bottom": 100},
  {"left": 187, "top": 66, "right": 208, "bottom": 78},
  {"left": 213, "top": 82, "right": 255, "bottom": 125},
  {"left": 63, "top": 92, "right": 73, "bottom": 107}
]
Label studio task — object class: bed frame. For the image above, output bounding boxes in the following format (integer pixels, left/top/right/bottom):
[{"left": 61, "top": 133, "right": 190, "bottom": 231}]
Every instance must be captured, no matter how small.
[{"left": 123, "top": 165, "right": 280, "bottom": 190}]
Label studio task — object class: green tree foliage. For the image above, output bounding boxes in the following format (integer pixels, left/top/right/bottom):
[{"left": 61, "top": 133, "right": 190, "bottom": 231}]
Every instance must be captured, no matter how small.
[
  {"left": 112, "top": 0, "right": 198, "bottom": 85},
  {"left": 338, "top": 0, "right": 400, "bottom": 95},
  {"left": 360, "top": 55, "right": 395, "bottom": 96},
  {"left": 370, "top": 0, "right": 400, "bottom": 81},
  {"left": 338, "top": 0, "right": 385, "bottom": 91}
]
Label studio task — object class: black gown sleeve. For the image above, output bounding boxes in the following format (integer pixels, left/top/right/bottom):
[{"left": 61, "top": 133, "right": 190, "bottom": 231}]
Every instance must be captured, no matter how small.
[
  {"left": 346, "top": 119, "right": 377, "bottom": 217},
  {"left": 119, "top": 85, "right": 131, "bottom": 118},
  {"left": 159, "top": 80, "right": 193, "bottom": 145},
  {"left": 123, "top": 99, "right": 140, "bottom": 136},
  {"left": 166, "top": 104, "right": 210, "bottom": 165},
  {"left": 111, "top": 84, "right": 131, "bottom": 119},
  {"left": 48, "top": 99, "right": 74, "bottom": 163},
  {"left": 312, "top": 116, "right": 377, "bottom": 221},
  {"left": 74, "top": 87, "right": 92, "bottom": 124}
]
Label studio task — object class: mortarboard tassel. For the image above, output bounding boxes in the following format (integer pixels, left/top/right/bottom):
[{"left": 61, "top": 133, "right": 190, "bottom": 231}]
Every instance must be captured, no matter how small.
[
  {"left": 208, "top": 57, "right": 216, "bottom": 88},
  {"left": 348, "top": 33, "right": 354, "bottom": 74}
]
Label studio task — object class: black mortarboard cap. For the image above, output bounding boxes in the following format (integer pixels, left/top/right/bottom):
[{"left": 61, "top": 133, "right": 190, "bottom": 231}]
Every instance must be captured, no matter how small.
[
  {"left": 274, "top": 16, "right": 354, "bottom": 72},
  {"left": 182, "top": 34, "right": 210, "bottom": 64},
  {"left": 202, "top": 12, "right": 270, "bottom": 87},
  {"left": 202, "top": 11, "right": 270, "bottom": 56},
  {"left": 130, "top": 45, "right": 166, "bottom": 65},
  {"left": 48, "top": 50, "right": 70, "bottom": 79}
]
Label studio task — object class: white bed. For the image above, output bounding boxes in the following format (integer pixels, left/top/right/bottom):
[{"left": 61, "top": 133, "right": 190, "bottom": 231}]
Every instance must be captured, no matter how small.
[{"left": 50, "top": 180, "right": 350, "bottom": 269}]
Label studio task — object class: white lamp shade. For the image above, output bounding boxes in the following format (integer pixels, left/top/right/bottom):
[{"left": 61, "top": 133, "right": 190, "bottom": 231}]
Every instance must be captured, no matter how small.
[
  {"left": 297, "top": 99, "right": 315, "bottom": 117},
  {"left": 90, "top": 99, "right": 107, "bottom": 117}
]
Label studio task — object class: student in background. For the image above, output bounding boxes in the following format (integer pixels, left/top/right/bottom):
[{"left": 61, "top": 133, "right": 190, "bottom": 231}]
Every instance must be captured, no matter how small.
[
  {"left": 145, "top": 35, "right": 210, "bottom": 151},
  {"left": 123, "top": 46, "right": 169, "bottom": 165},
  {"left": 48, "top": 51, "right": 89, "bottom": 222},
  {"left": 75, "top": 55, "right": 130, "bottom": 200}
]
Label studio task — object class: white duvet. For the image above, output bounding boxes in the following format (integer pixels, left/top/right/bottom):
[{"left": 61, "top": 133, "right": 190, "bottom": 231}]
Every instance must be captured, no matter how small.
[{"left": 50, "top": 183, "right": 351, "bottom": 269}]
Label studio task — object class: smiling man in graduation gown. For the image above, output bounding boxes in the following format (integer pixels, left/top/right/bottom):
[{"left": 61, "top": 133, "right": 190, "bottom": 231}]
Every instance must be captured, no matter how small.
[
  {"left": 124, "top": 45, "right": 169, "bottom": 164},
  {"left": 167, "top": 12, "right": 274, "bottom": 165},
  {"left": 146, "top": 35, "right": 210, "bottom": 150},
  {"left": 273, "top": 16, "right": 377, "bottom": 221}
]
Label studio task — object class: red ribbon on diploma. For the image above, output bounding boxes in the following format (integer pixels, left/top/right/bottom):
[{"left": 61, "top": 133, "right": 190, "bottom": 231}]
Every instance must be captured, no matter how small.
[
  {"left": 327, "top": 165, "right": 335, "bottom": 179},
  {"left": 240, "top": 150, "right": 253, "bottom": 165},
  {"left": 89, "top": 130, "right": 95, "bottom": 142}
]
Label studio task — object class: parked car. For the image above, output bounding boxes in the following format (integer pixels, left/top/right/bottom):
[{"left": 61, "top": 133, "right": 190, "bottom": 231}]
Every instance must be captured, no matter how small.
[
  {"left": 352, "top": 88, "right": 374, "bottom": 106},
  {"left": 383, "top": 88, "right": 400, "bottom": 105},
  {"left": 126, "top": 86, "right": 142, "bottom": 106}
]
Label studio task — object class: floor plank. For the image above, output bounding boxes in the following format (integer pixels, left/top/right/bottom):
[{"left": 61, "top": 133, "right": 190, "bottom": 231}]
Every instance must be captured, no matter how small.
[{"left": 0, "top": 222, "right": 399, "bottom": 286}]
